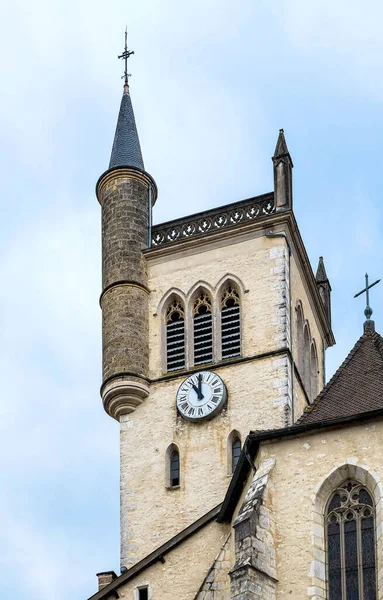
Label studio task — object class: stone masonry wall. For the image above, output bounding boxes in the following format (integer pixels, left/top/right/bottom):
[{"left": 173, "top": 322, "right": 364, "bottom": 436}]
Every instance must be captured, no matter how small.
[
  {"left": 101, "top": 175, "right": 149, "bottom": 289},
  {"left": 195, "top": 534, "right": 231, "bottom": 599},
  {"left": 102, "top": 285, "right": 149, "bottom": 381},
  {"left": 256, "top": 419, "right": 383, "bottom": 598},
  {"left": 230, "top": 458, "right": 277, "bottom": 600}
]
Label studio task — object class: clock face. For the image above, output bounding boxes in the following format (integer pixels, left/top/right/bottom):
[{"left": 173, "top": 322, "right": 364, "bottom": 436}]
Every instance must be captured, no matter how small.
[{"left": 176, "top": 371, "right": 227, "bottom": 421}]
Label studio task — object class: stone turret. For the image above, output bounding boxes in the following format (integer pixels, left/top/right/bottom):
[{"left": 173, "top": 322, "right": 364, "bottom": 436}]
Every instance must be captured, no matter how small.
[
  {"left": 96, "top": 82, "right": 157, "bottom": 420},
  {"left": 272, "top": 129, "right": 293, "bottom": 210},
  {"left": 316, "top": 256, "right": 332, "bottom": 326}
]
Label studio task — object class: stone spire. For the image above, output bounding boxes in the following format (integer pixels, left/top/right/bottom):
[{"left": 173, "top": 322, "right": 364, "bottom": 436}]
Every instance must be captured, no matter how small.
[
  {"left": 316, "top": 256, "right": 332, "bottom": 325},
  {"left": 272, "top": 129, "right": 293, "bottom": 210},
  {"left": 109, "top": 83, "right": 144, "bottom": 170}
]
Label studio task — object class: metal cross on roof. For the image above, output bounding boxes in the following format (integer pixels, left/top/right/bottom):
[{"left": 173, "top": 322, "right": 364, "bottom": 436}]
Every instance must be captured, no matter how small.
[
  {"left": 354, "top": 273, "right": 381, "bottom": 321},
  {"left": 118, "top": 27, "right": 134, "bottom": 85}
]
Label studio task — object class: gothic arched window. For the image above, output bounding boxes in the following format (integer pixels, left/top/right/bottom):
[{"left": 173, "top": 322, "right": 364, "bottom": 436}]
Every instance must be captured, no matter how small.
[
  {"left": 232, "top": 437, "right": 241, "bottom": 472},
  {"left": 166, "top": 298, "right": 185, "bottom": 372},
  {"left": 193, "top": 292, "right": 213, "bottom": 365},
  {"left": 169, "top": 450, "right": 180, "bottom": 488},
  {"left": 326, "top": 480, "right": 377, "bottom": 600},
  {"left": 221, "top": 284, "right": 241, "bottom": 359},
  {"left": 310, "top": 341, "right": 318, "bottom": 402}
]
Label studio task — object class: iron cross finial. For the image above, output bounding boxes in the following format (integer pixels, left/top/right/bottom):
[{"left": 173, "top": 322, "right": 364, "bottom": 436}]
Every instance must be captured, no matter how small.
[
  {"left": 118, "top": 27, "right": 134, "bottom": 86},
  {"left": 354, "top": 273, "right": 381, "bottom": 321}
]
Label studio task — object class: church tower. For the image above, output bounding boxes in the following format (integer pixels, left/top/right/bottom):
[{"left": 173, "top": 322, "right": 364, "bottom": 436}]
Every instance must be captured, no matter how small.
[{"left": 95, "top": 42, "right": 335, "bottom": 573}]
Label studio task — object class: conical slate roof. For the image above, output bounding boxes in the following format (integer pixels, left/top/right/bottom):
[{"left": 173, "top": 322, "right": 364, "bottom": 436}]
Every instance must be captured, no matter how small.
[
  {"left": 298, "top": 328, "right": 383, "bottom": 425},
  {"left": 109, "top": 85, "right": 144, "bottom": 170}
]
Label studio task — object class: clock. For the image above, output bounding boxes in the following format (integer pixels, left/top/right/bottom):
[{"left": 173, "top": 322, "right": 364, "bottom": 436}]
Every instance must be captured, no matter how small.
[{"left": 176, "top": 371, "right": 227, "bottom": 421}]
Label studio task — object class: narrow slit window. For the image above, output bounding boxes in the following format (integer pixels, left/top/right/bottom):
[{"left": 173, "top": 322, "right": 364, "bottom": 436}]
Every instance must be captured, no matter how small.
[
  {"left": 193, "top": 292, "right": 213, "bottom": 365},
  {"left": 326, "top": 480, "right": 377, "bottom": 600},
  {"left": 232, "top": 438, "right": 241, "bottom": 472},
  {"left": 166, "top": 299, "right": 185, "bottom": 372},
  {"left": 170, "top": 450, "right": 180, "bottom": 487},
  {"left": 138, "top": 588, "right": 149, "bottom": 600},
  {"left": 221, "top": 284, "right": 241, "bottom": 359}
]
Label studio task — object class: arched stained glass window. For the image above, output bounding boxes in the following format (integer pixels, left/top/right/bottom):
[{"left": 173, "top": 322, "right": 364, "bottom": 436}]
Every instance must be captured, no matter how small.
[
  {"left": 170, "top": 450, "right": 180, "bottom": 487},
  {"left": 166, "top": 298, "right": 185, "bottom": 372},
  {"left": 232, "top": 438, "right": 241, "bottom": 472},
  {"left": 221, "top": 284, "right": 241, "bottom": 359},
  {"left": 193, "top": 292, "right": 213, "bottom": 365},
  {"left": 326, "top": 480, "right": 377, "bottom": 600}
]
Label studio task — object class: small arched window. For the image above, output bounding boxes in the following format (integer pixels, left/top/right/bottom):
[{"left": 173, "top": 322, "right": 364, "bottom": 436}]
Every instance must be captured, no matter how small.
[
  {"left": 326, "top": 480, "right": 377, "bottom": 599},
  {"left": 166, "top": 298, "right": 185, "bottom": 372},
  {"left": 221, "top": 284, "right": 241, "bottom": 359},
  {"left": 193, "top": 292, "right": 213, "bottom": 365},
  {"left": 232, "top": 438, "right": 241, "bottom": 472},
  {"left": 170, "top": 450, "right": 180, "bottom": 487}
]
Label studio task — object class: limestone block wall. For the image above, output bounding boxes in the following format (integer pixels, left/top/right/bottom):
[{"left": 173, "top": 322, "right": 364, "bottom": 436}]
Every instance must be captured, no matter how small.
[
  {"left": 195, "top": 534, "right": 231, "bottom": 599},
  {"left": 120, "top": 355, "right": 290, "bottom": 567},
  {"left": 147, "top": 232, "right": 291, "bottom": 379},
  {"left": 107, "top": 521, "right": 230, "bottom": 600},
  {"left": 255, "top": 419, "right": 383, "bottom": 598}
]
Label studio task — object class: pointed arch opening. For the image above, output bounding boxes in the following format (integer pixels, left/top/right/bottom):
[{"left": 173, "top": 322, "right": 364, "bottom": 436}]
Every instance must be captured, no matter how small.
[
  {"left": 192, "top": 290, "right": 213, "bottom": 366},
  {"left": 166, "top": 444, "right": 180, "bottom": 489},
  {"left": 166, "top": 297, "right": 185, "bottom": 372},
  {"left": 220, "top": 282, "right": 241, "bottom": 359},
  {"left": 310, "top": 340, "right": 319, "bottom": 402},
  {"left": 303, "top": 322, "right": 311, "bottom": 396},
  {"left": 227, "top": 430, "right": 241, "bottom": 475},
  {"left": 296, "top": 302, "right": 305, "bottom": 377},
  {"left": 326, "top": 480, "right": 377, "bottom": 599}
]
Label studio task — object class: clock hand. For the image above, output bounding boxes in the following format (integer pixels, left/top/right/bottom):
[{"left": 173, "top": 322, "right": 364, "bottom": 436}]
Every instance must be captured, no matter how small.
[
  {"left": 197, "top": 373, "right": 204, "bottom": 400},
  {"left": 192, "top": 384, "right": 199, "bottom": 396}
]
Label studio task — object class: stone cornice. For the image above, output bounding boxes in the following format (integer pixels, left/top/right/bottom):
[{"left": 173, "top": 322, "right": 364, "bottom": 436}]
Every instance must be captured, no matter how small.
[{"left": 96, "top": 166, "right": 158, "bottom": 205}]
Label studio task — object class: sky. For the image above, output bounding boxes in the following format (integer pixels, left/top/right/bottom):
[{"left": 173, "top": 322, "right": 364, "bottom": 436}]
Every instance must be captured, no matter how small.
[{"left": 0, "top": 1, "right": 382, "bottom": 598}]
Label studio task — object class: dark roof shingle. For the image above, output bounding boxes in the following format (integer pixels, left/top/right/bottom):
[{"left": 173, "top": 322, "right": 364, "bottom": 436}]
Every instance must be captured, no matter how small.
[{"left": 298, "top": 328, "right": 383, "bottom": 425}]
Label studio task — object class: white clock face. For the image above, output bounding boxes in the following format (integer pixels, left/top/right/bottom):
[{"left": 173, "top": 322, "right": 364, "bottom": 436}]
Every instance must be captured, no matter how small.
[{"left": 176, "top": 371, "right": 227, "bottom": 421}]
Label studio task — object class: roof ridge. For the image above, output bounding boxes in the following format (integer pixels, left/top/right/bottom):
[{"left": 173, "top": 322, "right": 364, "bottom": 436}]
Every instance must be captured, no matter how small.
[{"left": 297, "top": 332, "right": 369, "bottom": 424}]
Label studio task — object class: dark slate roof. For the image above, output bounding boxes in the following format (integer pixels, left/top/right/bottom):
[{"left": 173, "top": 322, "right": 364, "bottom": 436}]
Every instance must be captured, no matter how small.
[
  {"left": 298, "top": 327, "right": 383, "bottom": 425},
  {"left": 273, "top": 128, "right": 290, "bottom": 158},
  {"left": 109, "top": 85, "right": 144, "bottom": 170},
  {"left": 316, "top": 256, "right": 329, "bottom": 283}
]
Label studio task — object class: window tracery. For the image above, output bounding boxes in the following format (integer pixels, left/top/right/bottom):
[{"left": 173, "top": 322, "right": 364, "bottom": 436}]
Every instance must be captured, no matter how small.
[
  {"left": 220, "top": 284, "right": 241, "bottom": 359},
  {"left": 193, "top": 292, "right": 213, "bottom": 365},
  {"left": 326, "top": 480, "right": 376, "bottom": 600},
  {"left": 166, "top": 298, "right": 185, "bottom": 372}
]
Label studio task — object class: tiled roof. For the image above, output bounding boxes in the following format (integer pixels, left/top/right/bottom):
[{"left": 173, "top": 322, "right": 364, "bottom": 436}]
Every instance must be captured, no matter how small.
[
  {"left": 298, "top": 327, "right": 383, "bottom": 425},
  {"left": 109, "top": 86, "right": 144, "bottom": 171}
]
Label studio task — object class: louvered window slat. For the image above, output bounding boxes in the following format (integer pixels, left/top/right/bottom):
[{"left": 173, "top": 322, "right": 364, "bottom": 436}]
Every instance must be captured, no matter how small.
[
  {"left": 166, "top": 300, "right": 185, "bottom": 372},
  {"left": 221, "top": 290, "right": 241, "bottom": 359},
  {"left": 194, "top": 310, "right": 213, "bottom": 365}
]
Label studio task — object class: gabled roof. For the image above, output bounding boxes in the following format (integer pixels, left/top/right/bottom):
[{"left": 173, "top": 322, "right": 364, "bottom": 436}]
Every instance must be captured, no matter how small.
[
  {"left": 109, "top": 85, "right": 144, "bottom": 171},
  {"left": 298, "top": 326, "right": 383, "bottom": 425},
  {"left": 218, "top": 325, "right": 383, "bottom": 523}
]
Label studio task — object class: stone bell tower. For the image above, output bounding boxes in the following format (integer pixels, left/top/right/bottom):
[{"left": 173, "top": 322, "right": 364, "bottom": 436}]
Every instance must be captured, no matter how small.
[{"left": 96, "top": 40, "right": 157, "bottom": 421}]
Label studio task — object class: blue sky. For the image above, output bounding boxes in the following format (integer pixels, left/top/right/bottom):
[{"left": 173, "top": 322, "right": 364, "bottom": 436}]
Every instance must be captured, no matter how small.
[{"left": 0, "top": 1, "right": 382, "bottom": 598}]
